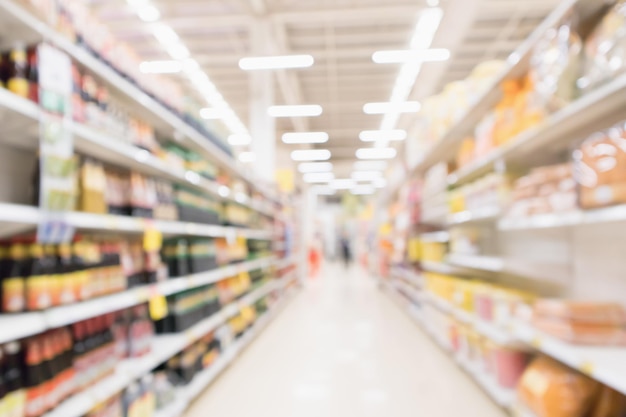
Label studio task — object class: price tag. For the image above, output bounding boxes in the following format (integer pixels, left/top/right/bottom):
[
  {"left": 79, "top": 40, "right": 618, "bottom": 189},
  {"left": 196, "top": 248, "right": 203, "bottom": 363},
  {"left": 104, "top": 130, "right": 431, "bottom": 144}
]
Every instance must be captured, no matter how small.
[
  {"left": 149, "top": 295, "right": 168, "bottom": 321},
  {"left": 143, "top": 226, "right": 163, "bottom": 252},
  {"left": 530, "top": 337, "right": 542, "bottom": 348},
  {"left": 579, "top": 361, "right": 595, "bottom": 376}
]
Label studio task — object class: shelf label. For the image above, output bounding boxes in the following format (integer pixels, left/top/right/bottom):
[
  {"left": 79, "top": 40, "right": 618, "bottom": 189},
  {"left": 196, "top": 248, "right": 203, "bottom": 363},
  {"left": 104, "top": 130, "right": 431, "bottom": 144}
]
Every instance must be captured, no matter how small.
[
  {"left": 143, "top": 225, "right": 163, "bottom": 252},
  {"left": 149, "top": 295, "right": 168, "bottom": 321},
  {"left": 579, "top": 361, "right": 595, "bottom": 376},
  {"left": 530, "top": 337, "right": 542, "bottom": 349}
]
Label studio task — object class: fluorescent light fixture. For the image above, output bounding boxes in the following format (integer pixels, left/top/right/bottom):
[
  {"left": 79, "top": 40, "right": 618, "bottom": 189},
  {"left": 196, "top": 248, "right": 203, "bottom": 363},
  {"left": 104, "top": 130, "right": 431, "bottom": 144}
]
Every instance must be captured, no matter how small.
[
  {"left": 140, "top": 60, "right": 182, "bottom": 74},
  {"left": 364, "top": 102, "right": 421, "bottom": 115},
  {"left": 372, "top": 48, "right": 450, "bottom": 64},
  {"left": 166, "top": 44, "right": 190, "bottom": 60},
  {"left": 352, "top": 171, "right": 383, "bottom": 181},
  {"left": 291, "top": 149, "right": 331, "bottom": 161},
  {"left": 218, "top": 186, "right": 231, "bottom": 198},
  {"left": 200, "top": 108, "right": 231, "bottom": 120},
  {"left": 312, "top": 186, "right": 336, "bottom": 196},
  {"left": 356, "top": 148, "right": 397, "bottom": 160},
  {"left": 378, "top": 7, "right": 444, "bottom": 138},
  {"left": 282, "top": 132, "right": 329, "bottom": 144},
  {"left": 372, "top": 178, "right": 388, "bottom": 188},
  {"left": 228, "top": 134, "right": 252, "bottom": 146},
  {"left": 298, "top": 162, "right": 333, "bottom": 173},
  {"left": 239, "top": 152, "right": 256, "bottom": 163},
  {"left": 137, "top": 5, "right": 160, "bottom": 21},
  {"left": 330, "top": 179, "right": 356, "bottom": 190},
  {"left": 268, "top": 105, "right": 323, "bottom": 118},
  {"left": 351, "top": 185, "right": 376, "bottom": 195},
  {"left": 354, "top": 161, "right": 388, "bottom": 171},
  {"left": 303, "top": 172, "right": 335, "bottom": 183},
  {"left": 185, "top": 171, "right": 201, "bottom": 185},
  {"left": 239, "top": 54, "right": 314, "bottom": 70},
  {"left": 152, "top": 24, "right": 179, "bottom": 47},
  {"left": 359, "top": 129, "right": 407, "bottom": 142}
]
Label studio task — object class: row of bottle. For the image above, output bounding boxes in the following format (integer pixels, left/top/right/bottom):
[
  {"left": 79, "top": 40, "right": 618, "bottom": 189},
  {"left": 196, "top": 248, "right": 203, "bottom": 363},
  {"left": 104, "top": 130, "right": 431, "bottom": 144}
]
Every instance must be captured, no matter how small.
[{"left": 0, "top": 305, "right": 153, "bottom": 417}]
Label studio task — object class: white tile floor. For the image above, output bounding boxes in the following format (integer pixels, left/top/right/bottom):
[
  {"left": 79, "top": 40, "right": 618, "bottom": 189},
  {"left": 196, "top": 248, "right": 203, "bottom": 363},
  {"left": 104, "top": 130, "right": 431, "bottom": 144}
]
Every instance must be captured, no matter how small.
[{"left": 184, "top": 263, "right": 508, "bottom": 417}]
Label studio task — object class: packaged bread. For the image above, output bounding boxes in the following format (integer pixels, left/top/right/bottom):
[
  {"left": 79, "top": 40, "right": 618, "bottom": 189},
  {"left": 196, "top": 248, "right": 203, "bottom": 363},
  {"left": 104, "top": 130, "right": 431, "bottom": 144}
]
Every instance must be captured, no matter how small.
[
  {"left": 580, "top": 183, "right": 626, "bottom": 209},
  {"left": 533, "top": 317, "right": 626, "bottom": 346},
  {"left": 590, "top": 386, "right": 626, "bottom": 417},
  {"left": 518, "top": 356, "right": 600, "bottom": 417},
  {"left": 534, "top": 300, "right": 626, "bottom": 325},
  {"left": 577, "top": 128, "right": 626, "bottom": 187}
]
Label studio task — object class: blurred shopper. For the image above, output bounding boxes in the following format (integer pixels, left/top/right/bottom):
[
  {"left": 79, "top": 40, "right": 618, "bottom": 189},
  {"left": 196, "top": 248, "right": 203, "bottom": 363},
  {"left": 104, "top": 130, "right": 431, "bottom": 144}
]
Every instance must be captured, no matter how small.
[{"left": 340, "top": 234, "right": 352, "bottom": 268}]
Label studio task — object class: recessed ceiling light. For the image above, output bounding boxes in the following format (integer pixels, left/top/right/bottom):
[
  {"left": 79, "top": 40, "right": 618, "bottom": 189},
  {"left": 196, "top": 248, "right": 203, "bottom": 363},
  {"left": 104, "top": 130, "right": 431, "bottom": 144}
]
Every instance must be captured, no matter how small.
[
  {"left": 356, "top": 148, "right": 397, "bottom": 160},
  {"left": 291, "top": 149, "right": 332, "bottom": 161},
  {"left": 351, "top": 185, "right": 376, "bottom": 195},
  {"left": 139, "top": 60, "right": 182, "bottom": 74},
  {"left": 330, "top": 179, "right": 356, "bottom": 190},
  {"left": 359, "top": 130, "right": 407, "bottom": 142},
  {"left": 354, "top": 161, "right": 388, "bottom": 171},
  {"left": 282, "top": 132, "right": 329, "bottom": 144},
  {"left": 303, "top": 172, "right": 335, "bottom": 183},
  {"left": 137, "top": 5, "right": 160, "bottom": 22},
  {"left": 268, "top": 105, "right": 323, "bottom": 118},
  {"left": 239, "top": 152, "right": 256, "bottom": 163},
  {"left": 364, "top": 102, "right": 421, "bottom": 115},
  {"left": 298, "top": 162, "right": 333, "bottom": 173},
  {"left": 352, "top": 171, "right": 383, "bottom": 181},
  {"left": 372, "top": 178, "right": 388, "bottom": 188},
  {"left": 372, "top": 48, "right": 450, "bottom": 64},
  {"left": 239, "top": 55, "right": 315, "bottom": 70},
  {"left": 228, "top": 134, "right": 252, "bottom": 146}
]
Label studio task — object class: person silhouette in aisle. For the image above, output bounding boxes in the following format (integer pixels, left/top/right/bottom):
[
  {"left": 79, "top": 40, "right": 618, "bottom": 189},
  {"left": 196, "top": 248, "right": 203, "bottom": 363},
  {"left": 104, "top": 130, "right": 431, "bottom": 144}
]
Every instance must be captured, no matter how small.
[{"left": 340, "top": 234, "right": 352, "bottom": 269}]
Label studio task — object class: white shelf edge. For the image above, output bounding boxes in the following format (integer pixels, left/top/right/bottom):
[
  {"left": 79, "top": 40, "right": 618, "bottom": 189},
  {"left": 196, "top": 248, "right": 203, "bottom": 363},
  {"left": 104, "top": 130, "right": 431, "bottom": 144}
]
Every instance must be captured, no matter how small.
[
  {"left": 0, "top": 203, "right": 272, "bottom": 240},
  {"left": 419, "top": 231, "right": 450, "bottom": 243},
  {"left": 44, "top": 277, "right": 298, "bottom": 417},
  {"left": 446, "top": 254, "right": 504, "bottom": 273},
  {"left": 499, "top": 205, "right": 626, "bottom": 231},
  {"left": 447, "top": 207, "right": 501, "bottom": 226}
]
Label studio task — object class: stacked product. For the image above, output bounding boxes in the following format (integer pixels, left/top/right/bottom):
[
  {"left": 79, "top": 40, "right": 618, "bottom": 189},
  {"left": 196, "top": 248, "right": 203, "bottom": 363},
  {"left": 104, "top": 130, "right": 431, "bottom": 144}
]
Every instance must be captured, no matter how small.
[
  {"left": 448, "top": 173, "right": 511, "bottom": 216},
  {"left": 162, "top": 332, "right": 221, "bottom": 386},
  {"left": 162, "top": 238, "right": 218, "bottom": 278},
  {"left": 154, "top": 285, "right": 220, "bottom": 333},
  {"left": 507, "top": 163, "right": 577, "bottom": 218},
  {"left": 174, "top": 187, "right": 220, "bottom": 225}
]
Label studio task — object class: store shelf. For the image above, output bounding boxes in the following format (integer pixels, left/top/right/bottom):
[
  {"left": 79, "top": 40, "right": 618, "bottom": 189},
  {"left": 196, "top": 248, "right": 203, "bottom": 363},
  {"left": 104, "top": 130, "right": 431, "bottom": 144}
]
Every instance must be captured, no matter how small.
[
  {"left": 45, "top": 276, "right": 298, "bottom": 417},
  {"left": 446, "top": 254, "right": 504, "bottom": 273},
  {"left": 419, "top": 231, "right": 450, "bottom": 242},
  {"left": 155, "top": 278, "right": 299, "bottom": 417},
  {"left": 0, "top": 203, "right": 272, "bottom": 240},
  {"left": 0, "top": 88, "right": 275, "bottom": 218},
  {"left": 499, "top": 205, "right": 626, "bottom": 231},
  {"left": 448, "top": 207, "right": 501, "bottom": 226},
  {"left": 421, "top": 261, "right": 462, "bottom": 276},
  {"left": 510, "top": 319, "right": 626, "bottom": 396},
  {"left": 0, "top": 0, "right": 280, "bottom": 205},
  {"left": 276, "top": 255, "right": 298, "bottom": 270},
  {"left": 0, "top": 257, "right": 276, "bottom": 344},
  {"left": 450, "top": 70, "right": 626, "bottom": 186},
  {"left": 390, "top": 267, "right": 424, "bottom": 289}
]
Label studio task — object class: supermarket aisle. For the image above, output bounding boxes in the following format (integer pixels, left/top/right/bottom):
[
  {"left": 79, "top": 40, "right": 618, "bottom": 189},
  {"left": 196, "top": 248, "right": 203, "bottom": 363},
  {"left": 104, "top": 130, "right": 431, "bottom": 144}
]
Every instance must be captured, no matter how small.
[{"left": 184, "top": 264, "right": 506, "bottom": 417}]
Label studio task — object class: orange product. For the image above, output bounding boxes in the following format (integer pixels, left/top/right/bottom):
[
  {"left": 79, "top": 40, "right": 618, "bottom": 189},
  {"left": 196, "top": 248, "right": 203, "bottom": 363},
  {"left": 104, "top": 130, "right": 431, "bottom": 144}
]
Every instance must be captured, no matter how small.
[
  {"left": 532, "top": 317, "right": 626, "bottom": 346},
  {"left": 533, "top": 300, "right": 626, "bottom": 326},
  {"left": 518, "top": 356, "right": 599, "bottom": 417},
  {"left": 590, "top": 386, "right": 626, "bottom": 417}
]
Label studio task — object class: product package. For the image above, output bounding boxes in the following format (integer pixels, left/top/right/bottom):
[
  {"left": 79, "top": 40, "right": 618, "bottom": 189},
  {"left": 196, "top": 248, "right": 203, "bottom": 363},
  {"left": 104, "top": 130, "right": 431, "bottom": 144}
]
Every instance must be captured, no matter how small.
[{"left": 518, "top": 356, "right": 599, "bottom": 417}]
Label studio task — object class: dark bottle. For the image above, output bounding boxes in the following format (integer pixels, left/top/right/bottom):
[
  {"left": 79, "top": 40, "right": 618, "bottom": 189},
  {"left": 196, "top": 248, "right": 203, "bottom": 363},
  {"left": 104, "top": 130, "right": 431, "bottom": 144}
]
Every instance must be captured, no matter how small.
[
  {"left": 4, "top": 341, "right": 25, "bottom": 417},
  {"left": 7, "top": 43, "right": 29, "bottom": 98},
  {"left": 24, "top": 338, "right": 45, "bottom": 417},
  {"left": 2, "top": 244, "right": 26, "bottom": 313},
  {"left": 58, "top": 243, "right": 75, "bottom": 305},
  {"left": 43, "top": 245, "right": 60, "bottom": 307},
  {"left": 40, "top": 334, "right": 55, "bottom": 413},
  {"left": 27, "top": 46, "right": 38, "bottom": 103},
  {"left": 26, "top": 244, "right": 52, "bottom": 311}
]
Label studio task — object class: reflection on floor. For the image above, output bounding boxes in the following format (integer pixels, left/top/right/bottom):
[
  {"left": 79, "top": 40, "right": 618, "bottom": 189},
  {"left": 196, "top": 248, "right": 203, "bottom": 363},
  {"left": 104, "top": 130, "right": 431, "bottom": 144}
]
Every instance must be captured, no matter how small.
[{"left": 184, "top": 263, "right": 507, "bottom": 417}]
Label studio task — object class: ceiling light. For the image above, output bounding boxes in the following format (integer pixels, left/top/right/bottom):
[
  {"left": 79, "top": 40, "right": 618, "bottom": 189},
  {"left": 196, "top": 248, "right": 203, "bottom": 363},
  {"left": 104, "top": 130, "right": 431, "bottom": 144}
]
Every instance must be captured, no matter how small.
[
  {"left": 282, "top": 132, "right": 329, "bottom": 144},
  {"left": 364, "top": 102, "right": 421, "bottom": 115},
  {"left": 330, "top": 179, "right": 356, "bottom": 190},
  {"left": 372, "top": 48, "right": 450, "bottom": 64},
  {"left": 291, "top": 149, "right": 331, "bottom": 161},
  {"left": 352, "top": 171, "right": 383, "bottom": 181},
  {"left": 427, "top": 0, "right": 440, "bottom": 5},
  {"left": 354, "top": 161, "right": 388, "bottom": 171},
  {"left": 200, "top": 108, "right": 231, "bottom": 120},
  {"left": 351, "top": 185, "right": 376, "bottom": 195},
  {"left": 228, "top": 134, "right": 252, "bottom": 146},
  {"left": 139, "top": 60, "right": 182, "bottom": 74},
  {"left": 137, "top": 5, "right": 160, "bottom": 21},
  {"left": 239, "top": 55, "right": 315, "bottom": 70},
  {"left": 356, "top": 148, "right": 397, "bottom": 160},
  {"left": 359, "top": 130, "right": 407, "bottom": 142},
  {"left": 298, "top": 162, "right": 333, "bottom": 173},
  {"left": 312, "top": 186, "right": 336, "bottom": 196},
  {"left": 372, "top": 178, "right": 388, "bottom": 188},
  {"left": 166, "top": 44, "right": 190, "bottom": 60},
  {"left": 152, "top": 24, "right": 179, "bottom": 47},
  {"left": 239, "top": 152, "right": 256, "bottom": 163},
  {"left": 268, "top": 105, "right": 323, "bottom": 118},
  {"left": 303, "top": 172, "right": 335, "bottom": 183}
]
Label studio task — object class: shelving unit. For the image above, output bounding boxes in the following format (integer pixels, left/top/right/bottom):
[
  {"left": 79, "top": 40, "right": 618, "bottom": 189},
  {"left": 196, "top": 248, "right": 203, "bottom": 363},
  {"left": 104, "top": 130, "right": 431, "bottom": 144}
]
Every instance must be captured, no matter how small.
[{"left": 43, "top": 273, "right": 299, "bottom": 417}]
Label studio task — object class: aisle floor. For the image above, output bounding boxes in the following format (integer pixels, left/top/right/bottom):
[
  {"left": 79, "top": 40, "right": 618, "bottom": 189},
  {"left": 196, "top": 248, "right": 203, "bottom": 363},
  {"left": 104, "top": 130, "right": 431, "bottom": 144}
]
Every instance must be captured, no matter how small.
[{"left": 184, "top": 263, "right": 507, "bottom": 417}]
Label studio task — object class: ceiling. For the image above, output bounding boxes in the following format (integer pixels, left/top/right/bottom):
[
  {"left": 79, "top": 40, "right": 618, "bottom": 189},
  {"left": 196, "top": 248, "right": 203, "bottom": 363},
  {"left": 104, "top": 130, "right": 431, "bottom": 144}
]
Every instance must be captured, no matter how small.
[{"left": 89, "top": 0, "right": 561, "bottom": 177}]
